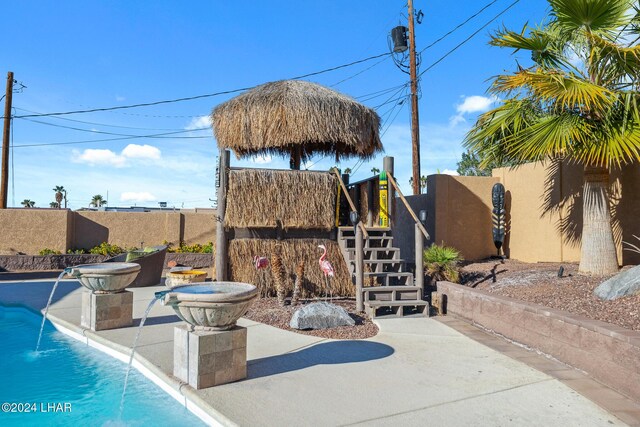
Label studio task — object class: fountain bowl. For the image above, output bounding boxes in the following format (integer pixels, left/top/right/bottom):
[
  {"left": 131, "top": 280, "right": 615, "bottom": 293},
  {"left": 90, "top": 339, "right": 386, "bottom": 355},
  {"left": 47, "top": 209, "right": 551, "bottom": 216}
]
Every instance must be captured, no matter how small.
[
  {"left": 68, "top": 263, "right": 141, "bottom": 294},
  {"left": 165, "top": 270, "right": 208, "bottom": 289},
  {"left": 161, "top": 282, "right": 258, "bottom": 331}
]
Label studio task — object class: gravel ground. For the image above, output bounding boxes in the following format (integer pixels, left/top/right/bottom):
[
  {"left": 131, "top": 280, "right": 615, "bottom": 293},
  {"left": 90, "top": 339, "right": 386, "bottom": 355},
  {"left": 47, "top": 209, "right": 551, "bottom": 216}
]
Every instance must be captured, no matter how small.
[
  {"left": 243, "top": 297, "right": 379, "bottom": 339},
  {"left": 460, "top": 259, "right": 640, "bottom": 331}
]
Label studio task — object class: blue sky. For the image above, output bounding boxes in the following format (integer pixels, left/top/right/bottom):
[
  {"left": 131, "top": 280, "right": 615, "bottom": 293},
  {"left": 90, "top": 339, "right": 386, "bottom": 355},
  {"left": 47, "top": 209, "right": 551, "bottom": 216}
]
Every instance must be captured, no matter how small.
[{"left": 2, "top": 0, "right": 550, "bottom": 209}]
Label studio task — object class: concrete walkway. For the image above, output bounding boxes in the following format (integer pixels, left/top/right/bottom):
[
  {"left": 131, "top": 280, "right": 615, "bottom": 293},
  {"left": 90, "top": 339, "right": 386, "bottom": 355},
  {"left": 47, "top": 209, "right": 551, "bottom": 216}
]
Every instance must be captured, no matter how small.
[{"left": 0, "top": 279, "right": 634, "bottom": 426}]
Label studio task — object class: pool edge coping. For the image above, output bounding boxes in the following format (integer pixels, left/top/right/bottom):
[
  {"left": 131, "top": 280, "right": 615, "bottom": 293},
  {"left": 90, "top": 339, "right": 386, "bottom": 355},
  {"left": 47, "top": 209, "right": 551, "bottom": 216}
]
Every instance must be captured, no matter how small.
[{"left": 45, "top": 310, "right": 237, "bottom": 427}]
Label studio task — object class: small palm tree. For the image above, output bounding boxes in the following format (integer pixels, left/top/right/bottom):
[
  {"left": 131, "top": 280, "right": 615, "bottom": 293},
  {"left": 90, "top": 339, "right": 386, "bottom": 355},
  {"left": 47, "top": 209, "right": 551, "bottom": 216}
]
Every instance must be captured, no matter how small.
[
  {"left": 464, "top": 0, "right": 640, "bottom": 275},
  {"left": 49, "top": 202, "right": 59, "bottom": 208},
  {"left": 53, "top": 185, "right": 65, "bottom": 209},
  {"left": 409, "top": 175, "right": 428, "bottom": 193},
  {"left": 371, "top": 167, "right": 380, "bottom": 176},
  {"left": 90, "top": 194, "right": 107, "bottom": 208},
  {"left": 343, "top": 168, "right": 352, "bottom": 174},
  {"left": 21, "top": 199, "right": 35, "bottom": 208}
]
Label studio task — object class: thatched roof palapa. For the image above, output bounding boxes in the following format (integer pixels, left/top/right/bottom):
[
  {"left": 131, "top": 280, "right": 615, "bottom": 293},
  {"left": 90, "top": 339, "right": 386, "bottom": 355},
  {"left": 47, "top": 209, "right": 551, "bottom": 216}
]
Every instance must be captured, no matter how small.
[{"left": 212, "top": 80, "right": 383, "bottom": 167}]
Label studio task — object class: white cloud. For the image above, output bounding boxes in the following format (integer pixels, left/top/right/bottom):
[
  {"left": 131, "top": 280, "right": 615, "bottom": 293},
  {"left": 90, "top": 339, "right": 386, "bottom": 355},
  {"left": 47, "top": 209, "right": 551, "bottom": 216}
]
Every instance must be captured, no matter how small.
[
  {"left": 73, "top": 144, "right": 161, "bottom": 167},
  {"left": 450, "top": 95, "right": 498, "bottom": 127},
  {"left": 441, "top": 169, "right": 460, "bottom": 176},
  {"left": 115, "top": 95, "right": 126, "bottom": 102},
  {"left": 120, "top": 191, "right": 157, "bottom": 202},
  {"left": 251, "top": 154, "right": 272, "bottom": 164},
  {"left": 73, "top": 148, "right": 127, "bottom": 167},
  {"left": 121, "top": 144, "right": 161, "bottom": 160},
  {"left": 185, "top": 115, "right": 212, "bottom": 130},
  {"left": 456, "top": 95, "right": 498, "bottom": 114}
]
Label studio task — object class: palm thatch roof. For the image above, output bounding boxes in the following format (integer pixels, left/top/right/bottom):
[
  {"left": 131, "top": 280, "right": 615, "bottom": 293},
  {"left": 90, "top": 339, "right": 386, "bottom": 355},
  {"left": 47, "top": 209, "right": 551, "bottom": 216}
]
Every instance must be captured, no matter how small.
[{"left": 211, "top": 80, "right": 383, "bottom": 166}]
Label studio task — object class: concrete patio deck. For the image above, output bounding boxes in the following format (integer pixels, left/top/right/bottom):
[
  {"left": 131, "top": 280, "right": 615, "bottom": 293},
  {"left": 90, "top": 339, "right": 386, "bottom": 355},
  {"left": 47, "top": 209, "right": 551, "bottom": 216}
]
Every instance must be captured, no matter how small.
[{"left": 1, "top": 278, "right": 638, "bottom": 426}]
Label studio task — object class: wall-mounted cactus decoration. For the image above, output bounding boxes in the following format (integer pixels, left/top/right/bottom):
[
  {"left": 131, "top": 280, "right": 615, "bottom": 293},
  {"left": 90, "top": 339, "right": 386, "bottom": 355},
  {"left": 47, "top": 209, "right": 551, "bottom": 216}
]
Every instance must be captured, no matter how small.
[{"left": 492, "top": 183, "right": 506, "bottom": 256}]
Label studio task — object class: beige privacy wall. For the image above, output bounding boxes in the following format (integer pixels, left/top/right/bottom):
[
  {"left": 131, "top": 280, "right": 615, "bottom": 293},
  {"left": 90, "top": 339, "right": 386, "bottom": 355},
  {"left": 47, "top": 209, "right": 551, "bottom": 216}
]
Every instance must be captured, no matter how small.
[
  {"left": 493, "top": 161, "right": 640, "bottom": 265},
  {"left": 0, "top": 209, "right": 216, "bottom": 254}
]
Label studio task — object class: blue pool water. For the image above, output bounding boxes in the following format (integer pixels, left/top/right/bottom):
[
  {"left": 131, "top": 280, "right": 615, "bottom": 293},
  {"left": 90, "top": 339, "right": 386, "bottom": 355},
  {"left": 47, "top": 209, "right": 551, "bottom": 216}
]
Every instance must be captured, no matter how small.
[{"left": 0, "top": 305, "right": 205, "bottom": 426}]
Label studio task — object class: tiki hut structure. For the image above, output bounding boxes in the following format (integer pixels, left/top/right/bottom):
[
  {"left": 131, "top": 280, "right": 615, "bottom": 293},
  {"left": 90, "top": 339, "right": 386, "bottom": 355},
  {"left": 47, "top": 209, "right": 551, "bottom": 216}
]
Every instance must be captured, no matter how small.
[
  {"left": 211, "top": 80, "right": 383, "bottom": 299},
  {"left": 212, "top": 80, "right": 383, "bottom": 169}
]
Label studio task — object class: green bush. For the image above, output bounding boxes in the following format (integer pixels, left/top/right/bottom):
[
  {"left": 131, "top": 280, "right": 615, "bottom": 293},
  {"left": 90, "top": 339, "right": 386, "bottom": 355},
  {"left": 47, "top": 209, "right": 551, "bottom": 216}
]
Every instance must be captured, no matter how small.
[
  {"left": 423, "top": 243, "right": 462, "bottom": 283},
  {"left": 39, "top": 248, "right": 62, "bottom": 255},
  {"left": 66, "top": 248, "right": 87, "bottom": 254},
  {"left": 164, "top": 240, "right": 213, "bottom": 254},
  {"left": 89, "top": 242, "right": 126, "bottom": 256}
]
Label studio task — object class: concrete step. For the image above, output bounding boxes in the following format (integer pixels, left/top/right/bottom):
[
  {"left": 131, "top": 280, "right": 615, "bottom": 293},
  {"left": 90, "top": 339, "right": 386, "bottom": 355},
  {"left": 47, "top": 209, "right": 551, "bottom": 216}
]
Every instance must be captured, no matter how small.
[
  {"left": 359, "top": 271, "right": 414, "bottom": 286},
  {"left": 362, "top": 285, "right": 422, "bottom": 302},
  {"left": 345, "top": 247, "right": 400, "bottom": 261},
  {"left": 364, "top": 300, "right": 429, "bottom": 319}
]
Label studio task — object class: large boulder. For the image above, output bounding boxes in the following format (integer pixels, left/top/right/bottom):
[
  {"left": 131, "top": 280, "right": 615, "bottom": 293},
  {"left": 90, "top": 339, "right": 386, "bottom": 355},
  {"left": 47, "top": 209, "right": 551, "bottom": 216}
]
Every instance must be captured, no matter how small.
[
  {"left": 594, "top": 265, "right": 640, "bottom": 300},
  {"left": 290, "top": 302, "right": 355, "bottom": 330}
]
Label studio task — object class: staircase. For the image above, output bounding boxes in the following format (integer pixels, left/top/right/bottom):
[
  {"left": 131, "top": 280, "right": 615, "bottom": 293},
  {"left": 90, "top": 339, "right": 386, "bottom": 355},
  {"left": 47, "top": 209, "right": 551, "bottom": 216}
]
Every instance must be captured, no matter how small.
[{"left": 338, "top": 226, "right": 429, "bottom": 318}]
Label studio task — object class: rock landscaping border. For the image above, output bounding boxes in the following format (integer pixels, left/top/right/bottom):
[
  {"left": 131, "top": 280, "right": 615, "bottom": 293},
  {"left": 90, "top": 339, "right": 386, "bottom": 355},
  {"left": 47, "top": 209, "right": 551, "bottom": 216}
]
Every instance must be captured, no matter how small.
[
  {"left": 0, "top": 253, "right": 212, "bottom": 272},
  {"left": 436, "top": 281, "right": 640, "bottom": 403}
]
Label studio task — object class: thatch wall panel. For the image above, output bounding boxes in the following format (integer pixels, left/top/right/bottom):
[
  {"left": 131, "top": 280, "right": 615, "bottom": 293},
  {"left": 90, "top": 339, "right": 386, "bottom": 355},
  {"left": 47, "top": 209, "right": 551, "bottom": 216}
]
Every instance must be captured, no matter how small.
[
  {"left": 225, "top": 169, "right": 338, "bottom": 230},
  {"left": 228, "top": 239, "right": 353, "bottom": 298}
]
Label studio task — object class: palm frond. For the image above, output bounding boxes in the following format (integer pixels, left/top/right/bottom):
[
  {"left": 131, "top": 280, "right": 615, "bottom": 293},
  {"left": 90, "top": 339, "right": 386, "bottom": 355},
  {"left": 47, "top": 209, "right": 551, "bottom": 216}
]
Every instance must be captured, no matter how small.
[
  {"left": 550, "top": 0, "right": 632, "bottom": 34},
  {"left": 587, "top": 32, "right": 640, "bottom": 85},
  {"left": 492, "top": 69, "right": 614, "bottom": 111}
]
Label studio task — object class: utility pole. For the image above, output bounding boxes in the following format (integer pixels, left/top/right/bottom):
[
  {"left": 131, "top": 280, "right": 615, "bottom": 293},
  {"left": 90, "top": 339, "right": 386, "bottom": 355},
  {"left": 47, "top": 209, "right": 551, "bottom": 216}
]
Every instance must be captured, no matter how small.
[
  {"left": 1, "top": 71, "right": 14, "bottom": 209},
  {"left": 407, "top": 1, "right": 421, "bottom": 195}
]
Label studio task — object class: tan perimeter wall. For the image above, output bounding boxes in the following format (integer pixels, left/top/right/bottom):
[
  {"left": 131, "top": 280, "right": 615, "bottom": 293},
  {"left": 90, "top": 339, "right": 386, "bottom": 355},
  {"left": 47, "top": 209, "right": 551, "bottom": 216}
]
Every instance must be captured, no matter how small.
[
  {"left": 493, "top": 161, "right": 640, "bottom": 265},
  {"left": 392, "top": 175, "right": 499, "bottom": 263},
  {"left": 0, "top": 209, "right": 216, "bottom": 254}
]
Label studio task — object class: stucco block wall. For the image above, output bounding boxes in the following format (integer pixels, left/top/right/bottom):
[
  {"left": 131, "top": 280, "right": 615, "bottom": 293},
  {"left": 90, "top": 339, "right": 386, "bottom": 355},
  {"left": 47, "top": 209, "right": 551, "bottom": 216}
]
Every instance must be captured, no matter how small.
[
  {"left": 0, "top": 209, "right": 71, "bottom": 254},
  {"left": 182, "top": 212, "right": 216, "bottom": 244},
  {"left": 392, "top": 175, "right": 499, "bottom": 263},
  {"left": 0, "top": 210, "right": 217, "bottom": 254},
  {"left": 493, "top": 161, "right": 640, "bottom": 265}
]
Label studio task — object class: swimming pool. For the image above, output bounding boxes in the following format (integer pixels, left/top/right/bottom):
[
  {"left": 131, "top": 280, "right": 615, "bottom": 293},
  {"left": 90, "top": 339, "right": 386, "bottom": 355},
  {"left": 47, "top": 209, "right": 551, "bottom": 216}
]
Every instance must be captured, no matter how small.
[{"left": 0, "top": 305, "right": 205, "bottom": 426}]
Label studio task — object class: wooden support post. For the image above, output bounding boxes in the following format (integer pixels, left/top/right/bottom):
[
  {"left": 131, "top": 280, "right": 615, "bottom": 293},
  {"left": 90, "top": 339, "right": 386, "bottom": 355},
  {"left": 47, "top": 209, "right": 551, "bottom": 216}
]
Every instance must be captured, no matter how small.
[
  {"left": 383, "top": 156, "right": 394, "bottom": 226},
  {"left": 215, "top": 150, "right": 230, "bottom": 281},
  {"left": 355, "top": 222, "right": 364, "bottom": 313},
  {"left": 414, "top": 222, "right": 424, "bottom": 296},
  {"left": 1, "top": 71, "right": 14, "bottom": 209},
  {"left": 366, "top": 180, "right": 373, "bottom": 227}
]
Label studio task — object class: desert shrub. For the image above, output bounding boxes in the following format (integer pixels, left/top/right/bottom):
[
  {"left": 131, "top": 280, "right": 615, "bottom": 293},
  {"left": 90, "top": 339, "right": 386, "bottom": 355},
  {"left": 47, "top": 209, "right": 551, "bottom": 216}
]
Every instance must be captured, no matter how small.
[
  {"left": 423, "top": 243, "right": 462, "bottom": 283},
  {"left": 66, "top": 248, "right": 87, "bottom": 254},
  {"left": 164, "top": 240, "right": 213, "bottom": 254},
  {"left": 39, "top": 248, "right": 62, "bottom": 255},
  {"left": 89, "top": 242, "right": 125, "bottom": 256}
]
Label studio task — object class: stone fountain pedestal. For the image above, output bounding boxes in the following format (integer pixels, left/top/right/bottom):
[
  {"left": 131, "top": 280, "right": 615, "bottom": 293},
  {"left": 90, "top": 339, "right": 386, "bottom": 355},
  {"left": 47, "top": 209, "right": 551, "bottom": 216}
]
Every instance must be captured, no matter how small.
[
  {"left": 173, "top": 325, "right": 247, "bottom": 389},
  {"left": 81, "top": 290, "right": 133, "bottom": 331}
]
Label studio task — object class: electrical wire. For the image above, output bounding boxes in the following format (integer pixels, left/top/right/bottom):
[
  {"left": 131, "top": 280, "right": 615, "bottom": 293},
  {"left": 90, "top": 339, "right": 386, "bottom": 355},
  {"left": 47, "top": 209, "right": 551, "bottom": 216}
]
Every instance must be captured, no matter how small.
[
  {"left": 10, "top": 52, "right": 392, "bottom": 119},
  {"left": 17, "top": 117, "right": 210, "bottom": 138},
  {"left": 12, "top": 130, "right": 213, "bottom": 148},
  {"left": 329, "top": 55, "right": 391, "bottom": 87},
  {"left": 13, "top": 107, "right": 192, "bottom": 131},
  {"left": 418, "top": 0, "right": 522, "bottom": 77},
  {"left": 419, "top": 0, "right": 500, "bottom": 54}
]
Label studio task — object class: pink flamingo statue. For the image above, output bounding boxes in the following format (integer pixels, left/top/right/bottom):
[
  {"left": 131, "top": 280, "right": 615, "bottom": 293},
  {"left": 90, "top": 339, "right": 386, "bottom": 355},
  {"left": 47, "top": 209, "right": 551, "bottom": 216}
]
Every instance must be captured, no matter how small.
[
  {"left": 318, "top": 244, "right": 335, "bottom": 301},
  {"left": 253, "top": 256, "right": 269, "bottom": 270},
  {"left": 253, "top": 256, "right": 269, "bottom": 297}
]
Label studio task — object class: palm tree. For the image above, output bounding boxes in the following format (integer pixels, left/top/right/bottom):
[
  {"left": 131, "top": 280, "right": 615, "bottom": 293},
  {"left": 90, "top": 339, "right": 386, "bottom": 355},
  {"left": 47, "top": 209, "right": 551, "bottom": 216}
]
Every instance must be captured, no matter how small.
[
  {"left": 53, "top": 185, "right": 65, "bottom": 209},
  {"left": 465, "top": 0, "right": 640, "bottom": 275},
  {"left": 409, "top": 175, "right": 428, "bottom": 193},
  {"left": 21, "top": 199, "right": 35, "bottom": 208},
  {"left": 49, "top": 202, "right": 59, "bottom": 208},
  {"left": 90, "top": 194, "right": 107, "bottom": 208},
  {"left": 371, "top": 167, "right": 380, "bottom": 176}
]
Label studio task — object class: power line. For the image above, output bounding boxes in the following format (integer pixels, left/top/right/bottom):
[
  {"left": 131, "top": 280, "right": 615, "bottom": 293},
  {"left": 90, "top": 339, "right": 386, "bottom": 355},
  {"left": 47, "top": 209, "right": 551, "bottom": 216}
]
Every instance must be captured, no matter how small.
[
  {"left": 12, "top": 130, "right": 212, "bottom": 148},
  {"left": 10, "top": 52, "right": 392, "bottom": 119},
  {"left": 419, "top": 0, "right": 522, "bottom": 77},
  {"left": 13, "top": 107, "right": 192, "bottom": 131},
  {"left": 17, "top": 117, "right": 209, "bottom": 138},
  {"left": 329, "top": 55, "right": 391, "bottom": 87},
  {"left": 419, "top": 0, "right": 500, "bottom": 54}
]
